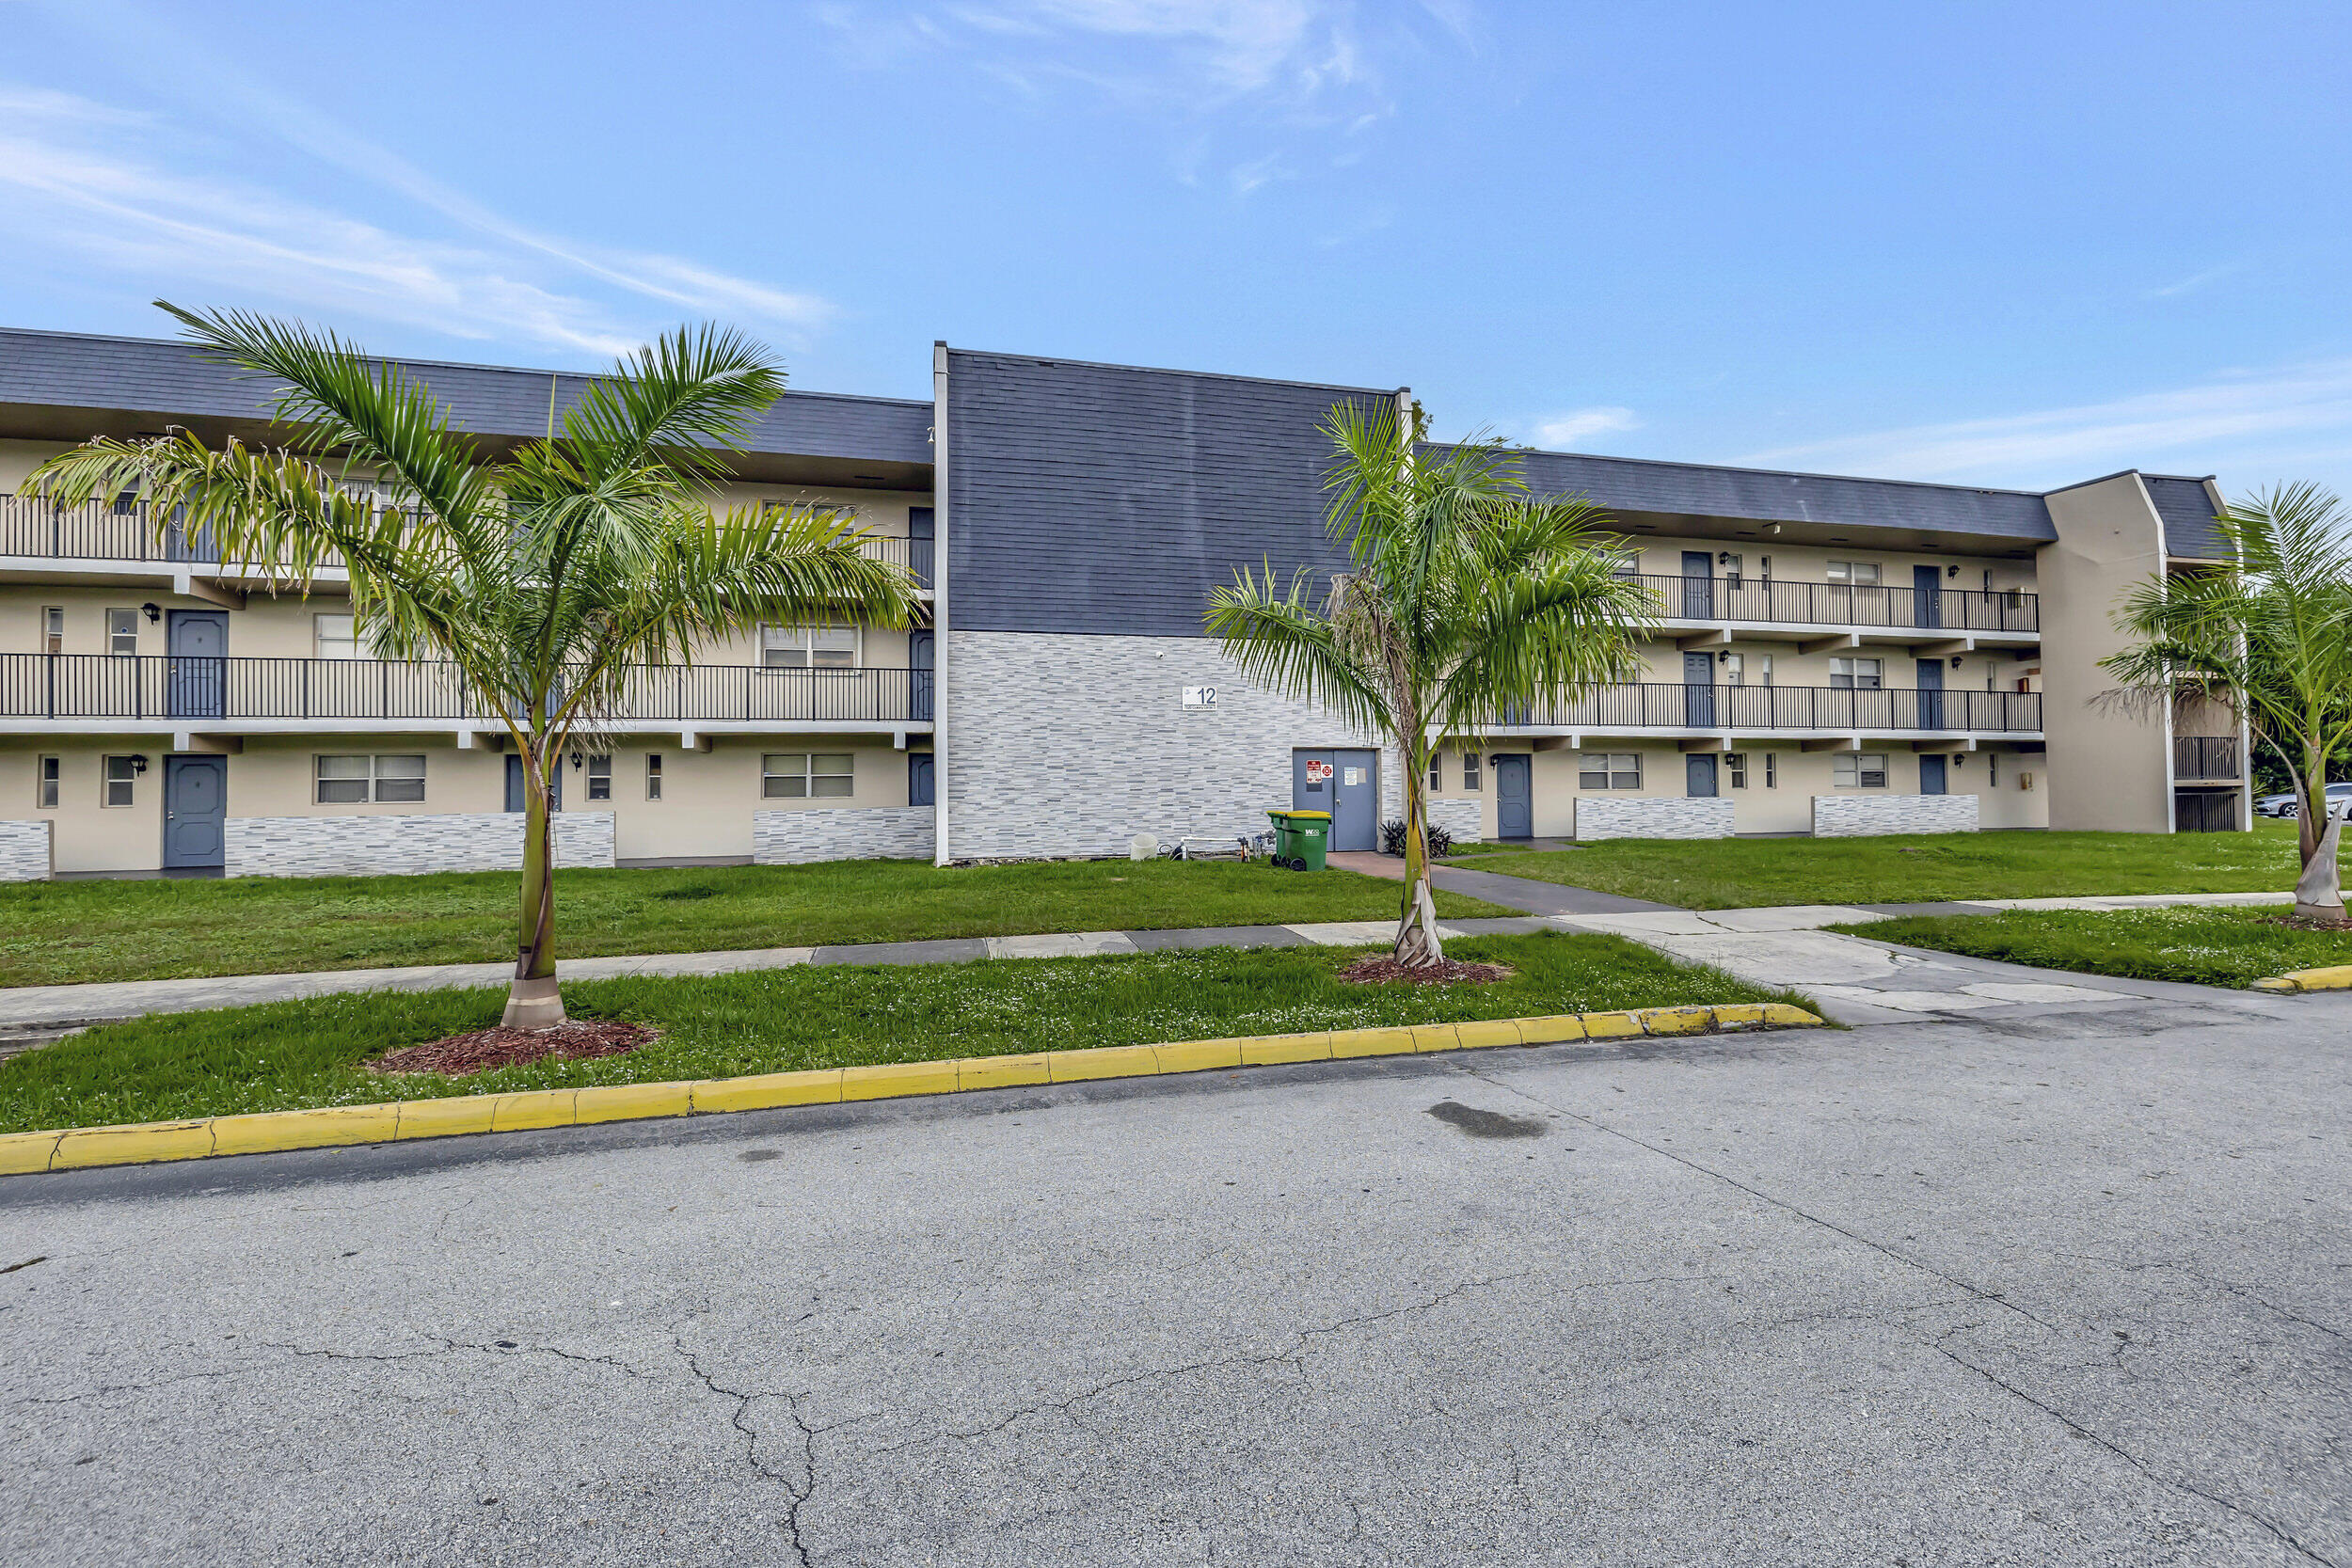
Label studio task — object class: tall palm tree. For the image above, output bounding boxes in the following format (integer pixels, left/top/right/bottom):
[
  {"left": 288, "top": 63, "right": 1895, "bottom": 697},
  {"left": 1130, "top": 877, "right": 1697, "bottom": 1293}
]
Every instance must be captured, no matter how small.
[
  {"left": 2103, "top": 482, "right": 2352, "bottom": 920},
  {"left": 31, "top": 304, "right": 918, "bottom": 1026},
  {"left": 1208, "top": 402, "right": 1653, "bottom": 967}
]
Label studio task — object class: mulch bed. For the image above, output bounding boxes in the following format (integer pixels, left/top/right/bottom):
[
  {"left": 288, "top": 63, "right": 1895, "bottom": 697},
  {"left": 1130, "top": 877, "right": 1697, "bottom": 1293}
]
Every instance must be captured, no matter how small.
[
  {"left": 2267, "top": 912, "right": 2352, "bottom": 932},
  {"left": 367, "top": 1019, "right": 657, "bottom": 1078},
  {"left": 1338, "top": 955, "right": 1515, "bottom": 987}
]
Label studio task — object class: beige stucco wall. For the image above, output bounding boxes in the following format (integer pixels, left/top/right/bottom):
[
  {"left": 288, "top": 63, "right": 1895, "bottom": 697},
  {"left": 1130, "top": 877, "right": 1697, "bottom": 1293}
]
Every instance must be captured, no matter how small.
[{"left": 2038, "top": 475, "right": 2170, "bottom": 832}]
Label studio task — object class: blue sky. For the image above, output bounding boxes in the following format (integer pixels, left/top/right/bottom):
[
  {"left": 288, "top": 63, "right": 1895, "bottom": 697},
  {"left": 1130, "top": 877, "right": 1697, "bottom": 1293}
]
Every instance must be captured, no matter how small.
[{"left": 4, "top": 0, "right": 2347, "bottom": 498}]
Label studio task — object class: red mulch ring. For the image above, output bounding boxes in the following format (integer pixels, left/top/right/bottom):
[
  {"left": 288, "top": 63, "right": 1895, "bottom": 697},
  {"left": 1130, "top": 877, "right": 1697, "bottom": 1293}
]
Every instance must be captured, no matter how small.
[
  {"left": 2268, "top": 912, "right": 2352, "bottom": 932},
  {"left": 1338, "top": 955, "right": 1516, "bottom": 986},
  {"left": 367, "top": 1019, "right": 658, "bottom": 1077}
]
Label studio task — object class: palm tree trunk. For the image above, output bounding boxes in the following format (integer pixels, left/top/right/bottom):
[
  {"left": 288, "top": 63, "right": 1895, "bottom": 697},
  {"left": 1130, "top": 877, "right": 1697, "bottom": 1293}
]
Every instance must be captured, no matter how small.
[
  {"left": 1394, "top": 748, "right": 1446, "bottom": 969},
  {"left": 502, "top": 743, "right": 567, "bottom": 1029},
  {"left": 2295, "top": 742, "right": 2344, "bottom": 920}
]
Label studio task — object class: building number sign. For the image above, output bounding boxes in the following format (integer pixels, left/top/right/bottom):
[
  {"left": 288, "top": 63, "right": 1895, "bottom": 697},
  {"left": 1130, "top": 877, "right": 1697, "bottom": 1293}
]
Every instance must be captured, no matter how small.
[{"left": 1183, "top": 686, "right": 1217, "bottom": 707}]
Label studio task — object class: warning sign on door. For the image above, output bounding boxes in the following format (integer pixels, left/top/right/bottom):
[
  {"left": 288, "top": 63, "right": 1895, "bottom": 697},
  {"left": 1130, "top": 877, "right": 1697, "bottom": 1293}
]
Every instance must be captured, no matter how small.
[
  {"left": 1342, "top": 767, "right": 1364, "bottom": 786},
  {"left": 1305, "top": 760, "right": 1332, "bottom": 784}
]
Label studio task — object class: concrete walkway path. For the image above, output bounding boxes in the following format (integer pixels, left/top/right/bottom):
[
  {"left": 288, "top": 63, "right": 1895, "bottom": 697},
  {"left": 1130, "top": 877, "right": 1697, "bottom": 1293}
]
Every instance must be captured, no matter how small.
[{"left": 1327, "top": 849, "right": 1675, "bottom": 915}]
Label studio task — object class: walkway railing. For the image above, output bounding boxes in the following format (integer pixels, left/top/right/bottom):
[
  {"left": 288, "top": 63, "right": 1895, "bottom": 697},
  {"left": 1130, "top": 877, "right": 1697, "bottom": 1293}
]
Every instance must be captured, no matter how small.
[
  {"left": 1492, "top": 682, "right": 2042, "bottom": 733},
  {"left": 1622, "top": 572, "right": 2039, "bottom": 633},
  {"left": 2173, "top": 735, "right": 2242, "bottom": 781}
]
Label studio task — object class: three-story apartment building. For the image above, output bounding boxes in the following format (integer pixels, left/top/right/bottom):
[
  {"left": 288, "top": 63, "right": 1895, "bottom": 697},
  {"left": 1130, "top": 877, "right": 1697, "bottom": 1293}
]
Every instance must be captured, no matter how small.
[{"left": 0, "top": 328, "right": 2247, "bottom": 879}]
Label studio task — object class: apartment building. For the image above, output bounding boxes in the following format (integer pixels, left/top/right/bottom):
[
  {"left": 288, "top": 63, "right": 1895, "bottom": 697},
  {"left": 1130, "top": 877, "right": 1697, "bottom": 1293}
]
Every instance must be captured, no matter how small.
[{"left": 0, "top": 327, "right": 2247, "bottom": 879}]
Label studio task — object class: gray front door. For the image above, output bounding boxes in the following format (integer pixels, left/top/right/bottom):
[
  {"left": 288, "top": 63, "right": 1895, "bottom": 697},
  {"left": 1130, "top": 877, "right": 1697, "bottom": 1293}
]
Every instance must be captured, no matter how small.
[
  {"left": 1681, "top": 551, "right": 1714, "bottom": 619},
  {"left": 163, "top": 753, "right": 226, "bottom": 869},
  {"left": 910, "top": 628, "right": 933, "bottom": 722},
  {"left": 1293, "top": 748, "right": 1378, "bottom": 852},
  {"left": 1915, "top": 658, "right": 1946, "bottom": 730},
  {"left": 1920, "top": 753, "right": 1947, "bottom": 795},
  {"left": 167, "top": 610, "right": 227, "bottom": 721},
  {"left": 1683, "top": 650, "right": 1716, "bottom": 728},
  {"left": 1495, "top": 753, "right": 1533, "bottom": 839},
  {"left": 1686, "top": 753, "right": 1719, "bottom": 798},
  {"left": 1914, "top": 564, "right": 1942, "bottom": 629},
  {"left": 908, "top": 506, "right": 934, "bottom": 590},
  {"left": 506, "top": 753, "right": 560, "bottom": 812}
]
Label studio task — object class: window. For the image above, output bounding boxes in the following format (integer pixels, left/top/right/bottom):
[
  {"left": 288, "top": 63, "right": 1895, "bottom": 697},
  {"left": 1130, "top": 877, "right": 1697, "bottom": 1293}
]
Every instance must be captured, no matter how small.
[
  {"left": 1578, "top": 752, "right": 1642, "bottom": 789},
  {"left": 1765, "top": 752, "right": 1777, "bottom": 789},
  {"left": 761, "top": 624, "right": 859, "bottom": 670},
  {"left": 107, "top": 608, "right": 138, "bottom": 656},
  {"left": 586, "top": 755, "right": 612, "bottom": 801},
  {"left": 1721, "top": 554, "right": 1742, "bottom": 586},
  {"left": 316, "top": 753, "right": 425, "bottom": 804},
  {"left": 314, "top": 613, "right": 361, "bottom": 659},
  {"left": 1833, "top": 752, "right": 1889, "bottom": 789},
  {"left": 37, "top": 755, "right": 60, "bottom": 809},
  {"left": 1726, "top": 752, "right": 1748, "bottom": 788},
  {"left": 1427, "top": 753, "right": 1442, "bottom": 791},
  {"left": 1759, "top": 654, "right": 1774, "bottom": 687},
  {"left": 646, "top": 753, "right": 663, "bottom": 800},
  {"left": 1724, "top": 653, "right": 1745, "bottom": 686},
  {"left": 1463, "top": 752, "right": 1481, "bottom": 791},
  {"left": 41, "top": 606, "right": 64, "bottom": 655},
  {"left": 1826, "top": 561, "right": 1882, "bottom": 587},
  {"left": 1759, "top": 556, "right": 1772, "bottom": 581},
  {"left": 1989, "top": 752, "right": 1999, "bottom": 787},
  {"left": 763, "top": 752, "right": 853, "bottom": 799},
  {"left": 1829, "top": 657, "right": 1883, "bottom": 690},
  {"left": 103, "top": 754, "right": 136, "bottom": 808}
]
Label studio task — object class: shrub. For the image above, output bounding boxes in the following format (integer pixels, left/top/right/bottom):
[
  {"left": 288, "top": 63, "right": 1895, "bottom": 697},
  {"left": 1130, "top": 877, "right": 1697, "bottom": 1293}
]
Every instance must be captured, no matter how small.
[{"left": 1380, "top": 818, "right": 1454, "bottom": 860}]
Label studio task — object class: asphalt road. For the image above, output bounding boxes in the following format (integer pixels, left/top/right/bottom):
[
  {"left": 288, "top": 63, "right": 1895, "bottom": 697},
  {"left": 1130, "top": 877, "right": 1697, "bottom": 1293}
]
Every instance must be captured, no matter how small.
[{"left": 5, "top": 995, "right": 2348, "bottom": 1566}]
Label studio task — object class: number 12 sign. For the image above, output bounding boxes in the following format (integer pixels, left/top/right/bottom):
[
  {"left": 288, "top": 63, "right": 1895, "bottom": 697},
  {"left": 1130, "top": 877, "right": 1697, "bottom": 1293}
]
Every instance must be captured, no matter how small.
[{"left": 1182, "top": 686, "right": 1217, "bottom": 707}]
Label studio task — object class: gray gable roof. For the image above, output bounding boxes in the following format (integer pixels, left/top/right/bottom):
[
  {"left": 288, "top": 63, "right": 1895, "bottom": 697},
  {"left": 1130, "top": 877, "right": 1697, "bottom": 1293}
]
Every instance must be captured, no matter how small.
[
  {"left": 2142, "top": 474, "right": 2229, "bottom": 560},
  {"left": 1497, "top": 447, "right": 2058, "bottom": 544},
  {"left": 0, "top": 326, "right": 931, "bottom": 466}
]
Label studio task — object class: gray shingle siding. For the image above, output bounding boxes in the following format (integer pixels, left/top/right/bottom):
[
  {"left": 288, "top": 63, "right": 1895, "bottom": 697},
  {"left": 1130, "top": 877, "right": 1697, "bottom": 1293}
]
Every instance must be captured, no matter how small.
[
  {"left": 2144, "top": 475, "right": 2229, "bottom": 560},
  {"left": 1501, "top": 448, "right": 2058, "bottom": 544},
  {"left": 0, "top": 327, "right": 930, "bottom": 464},
  {"left": 945, "top": 350, "right": 1393, "bottom": 637}
]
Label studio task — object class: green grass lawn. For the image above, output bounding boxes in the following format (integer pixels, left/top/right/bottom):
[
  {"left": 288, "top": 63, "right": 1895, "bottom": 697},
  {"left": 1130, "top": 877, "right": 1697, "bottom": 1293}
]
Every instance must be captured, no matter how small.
[
  {"left": 1465, "top": 821, "right": 2302, "bottom": 909},
  {"left": 1831, "top": 904, "right": 2347, "bottom": 989},
  {"left": 0, "top": 859, "right": 1513, "bottom": 989},
  {"left": 0, "top": 932, "right": 1809, "bottom": 1132}
]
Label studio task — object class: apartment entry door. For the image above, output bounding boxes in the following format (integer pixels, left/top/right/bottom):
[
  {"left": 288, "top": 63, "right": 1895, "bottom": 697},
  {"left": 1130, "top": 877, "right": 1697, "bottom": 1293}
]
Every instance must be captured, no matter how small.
[
  {"left": 162, "top": 753, "right": 227, "bottom": 869},
  {"left": 1920, "top": 754, "right": 1948, "bottom": 795},
  {"left": 1686, "top": 753, "right": 1719, "bottom": 798},
  {"left": 506, "top": 753, "right": 561, "bottom": 812},
  {"left": 1494, "top": 753, "right": 1533, "bottom": 840},
  {"left": 1913, "top": 564, "right": 1942, "bottom": 629},
  {"left": 1915, "top": 658, "right": 1947, "bottom": 730},
  {"left": 1293, "top": 748, "right": 1378, "bottom": 852},
  {"left": 1683, "top": 650, "right": 1717, "bottom": 727},
  {"left": 167, "top": 609, "right": 228, "bottom": 721}
]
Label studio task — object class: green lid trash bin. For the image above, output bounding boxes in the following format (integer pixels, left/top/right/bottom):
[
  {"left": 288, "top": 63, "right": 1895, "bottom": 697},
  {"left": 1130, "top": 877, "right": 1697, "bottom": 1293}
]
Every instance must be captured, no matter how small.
[{"left": 1265, "top": 809, "right": 1331, "bottom": 872}]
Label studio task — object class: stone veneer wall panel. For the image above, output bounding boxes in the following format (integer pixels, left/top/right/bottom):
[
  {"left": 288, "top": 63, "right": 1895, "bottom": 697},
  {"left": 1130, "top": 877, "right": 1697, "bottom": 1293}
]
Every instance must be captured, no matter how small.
[
  {"left": 1428, "top": 799, "right": 1483, "bottom": 845},
  {"left": 754, "top": 807, "right": 934, "bottom": 865},
  {"left": 1572, "top": 796, "right": 1735, "bottom": 841},
  {"left": 945, "top": 631, "right": 1400, "bottom": 861},
  {"left": 1811, "top": 794, "right": 1980, "bottom": 837},
  {"left": 0, "top": 819, "right": 52, "bottom": 881},
  {"left": 225, "top": 812, "right": 615, "bottom": 878}
]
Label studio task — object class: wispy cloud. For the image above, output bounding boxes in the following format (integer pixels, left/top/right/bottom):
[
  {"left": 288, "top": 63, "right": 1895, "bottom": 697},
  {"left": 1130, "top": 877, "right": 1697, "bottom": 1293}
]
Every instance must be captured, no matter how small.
[
  {"left": 0, "top": 82, "right": 833, "bottom": 360},
  {"left": 1526, "top": 406, "right": 1641, "bottom": 448},
  {"left": 1740, "top": 361, "right": 2352, "bottom": 486},
  {"left": 2143, "top": 263, "right": 2240, "bottom": 301}
]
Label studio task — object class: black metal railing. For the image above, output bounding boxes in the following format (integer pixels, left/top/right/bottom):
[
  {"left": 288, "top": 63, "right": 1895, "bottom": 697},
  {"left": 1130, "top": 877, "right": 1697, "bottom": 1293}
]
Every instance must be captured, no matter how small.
[
  {"left": 2174, "top": 735, "right": 2241, "bottom": 781},
  {"left": 1492, "top": 682, "right": 2042, "bottom": 733},
  {"left": 1624, "top": 572, "right": 2039, "bottom": 633},
  {"left": 0, "top": 653, "right": 930, "bottom": 725}
]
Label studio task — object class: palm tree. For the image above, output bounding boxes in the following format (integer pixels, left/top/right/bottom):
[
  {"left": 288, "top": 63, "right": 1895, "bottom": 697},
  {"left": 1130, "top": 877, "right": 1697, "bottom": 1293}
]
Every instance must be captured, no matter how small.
[
  {"left": 31, "top": 304, "right": 919, "bottom": 1026},
  {"left": 2102, "top": 483, "right": 2352, "bottom": 920},
  {"left": 1208, "top": 402, "right": 1653, "bottom": 967}
]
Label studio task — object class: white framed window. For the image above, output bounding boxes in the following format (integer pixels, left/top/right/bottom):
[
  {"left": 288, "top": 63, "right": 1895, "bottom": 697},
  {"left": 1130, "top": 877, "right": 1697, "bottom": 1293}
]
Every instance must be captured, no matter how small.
[
  {"left": 1759, "top": 654, "right": 1774, "bottom": 687},
  {"left": 645, "top": 753, "right": 663, "bottom": 800},
  {"left": 1721, "top": 553, "right": 1743, "bottom": 586},
  {"left": 1765, "top": 752, "right": 1778, "bottom": 788},
  {"left": 1829, "top": 657, "right": 1883, "bottom": 690},
  {"left": 586, "top": 755, "right": 612, "bottom": 801},
  {"left": 1989, "top": 752, "right": 1999, "bottom": 787},
  {"left": 1463, "top": 752, "right": 1481, "bottom": 791},
  {"left": 106, "top": 608, "right": 138, "bottom": 656},
  {"left": 1427, "top": 753, "right": 1442, "bottom": 791},
  {"left": 103, "top": 754, "right": 136, "bottom": 808},
  {"left": 763, "top": 752, "right": 853, "bottom": 800},
  {"left": 1826, "top": 561, "right": 1882, "bottom": 587},
  {"left": 41, "top": 606, "right": 64, "bottom": 655},
  {"left": 1578, "top": 752, "right": 1643, "bottom": 790},
  {"left": 316, "top": 753, "right": 425, "bottom": 804},
  {"left": 314, "top": 612, "right": 362, "bottom": 659},
  {"left": 37, "top": 754, "right": 60, "bottom": 809},
  {"left": 1726, "top": 752, "right": 1748, "bottom": 788},
  {"left": 1833, "top": 752, "right": 1889, "bottom": 789},
  {"left": 761, "top": 624, "right": 860, "bottom": 670},
  {"left": 1723, "top": 653, "right": 1745, "bottom": 686}
]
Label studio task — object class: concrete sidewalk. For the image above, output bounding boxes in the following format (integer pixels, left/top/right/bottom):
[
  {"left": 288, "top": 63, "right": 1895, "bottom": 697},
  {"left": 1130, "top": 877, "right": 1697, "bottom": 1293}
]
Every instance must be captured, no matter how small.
[{"left": 1327, "top": 849, "right": 1674, "bottom": 915}]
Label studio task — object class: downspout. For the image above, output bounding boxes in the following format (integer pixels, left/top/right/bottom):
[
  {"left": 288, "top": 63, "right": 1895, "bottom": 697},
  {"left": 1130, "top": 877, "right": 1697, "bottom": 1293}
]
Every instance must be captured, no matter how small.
[
  {"left": 931, "top": 341, "right": 952, "bottom": 866},
  {"left": 2131, "top": 472, "right": 2178, "bottom": 833}
]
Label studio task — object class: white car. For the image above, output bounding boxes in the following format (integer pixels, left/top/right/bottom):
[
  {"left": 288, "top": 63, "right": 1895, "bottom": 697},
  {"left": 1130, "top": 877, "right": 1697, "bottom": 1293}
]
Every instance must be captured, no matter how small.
[{"left": 2255, "top": 783, "right": 2352, "bottom": 818}]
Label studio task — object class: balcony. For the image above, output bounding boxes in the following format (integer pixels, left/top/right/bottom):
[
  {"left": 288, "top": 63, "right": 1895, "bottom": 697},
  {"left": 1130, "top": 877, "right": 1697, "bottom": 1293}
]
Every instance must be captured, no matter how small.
[
  {"left": 0, "top": 654, "right": 933, "bottom": 731},
  {"left": 1624, "top": 573, "right": 2039, "bottom": 636},
  {"left": 2173, "top": 735, "right": 2242, "bottom": 782},
  {"left": 1492, "top": 682, "right": 2042, "bottom": 735}
]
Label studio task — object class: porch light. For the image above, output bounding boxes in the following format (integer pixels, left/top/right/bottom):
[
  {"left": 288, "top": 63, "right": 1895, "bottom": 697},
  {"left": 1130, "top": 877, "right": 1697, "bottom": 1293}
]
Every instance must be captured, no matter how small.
[
  {"left": 1947, "top": 564, "right": 1960, "bottom": 578},
  {"left": 1718, "top": 551, "right": 1733, "bottom": 564},
  {"left": 141, "top": 602, "right": 161, "bottom": 623},
  {"left": 1951, "top": 655, "right": 1964, "bottom": 668},
  {"left": 129, "top": 753, "right": 150, "bottom": 775}
]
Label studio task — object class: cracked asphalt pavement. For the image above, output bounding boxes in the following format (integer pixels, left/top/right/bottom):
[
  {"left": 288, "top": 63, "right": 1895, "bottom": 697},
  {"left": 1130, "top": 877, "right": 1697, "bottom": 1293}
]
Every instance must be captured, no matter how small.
[{"left": 4, "top": 995, "right": 2348, "bottom": 1565}]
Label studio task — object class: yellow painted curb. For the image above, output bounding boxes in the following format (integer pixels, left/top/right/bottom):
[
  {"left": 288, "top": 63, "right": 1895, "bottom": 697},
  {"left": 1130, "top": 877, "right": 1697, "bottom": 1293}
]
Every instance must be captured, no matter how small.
[
  {"left": 2251, "top": 963, "right": 2352, "bottom": 994},
  {"left": 2, "top": 1003, "right": 1823, "bottom": 1175}
]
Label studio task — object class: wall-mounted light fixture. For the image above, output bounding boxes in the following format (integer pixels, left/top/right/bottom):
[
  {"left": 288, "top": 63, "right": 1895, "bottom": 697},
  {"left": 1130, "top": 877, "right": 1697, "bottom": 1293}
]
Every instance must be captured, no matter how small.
[
  {"left": 128, "top": 753, "right": 150, "bottom": 775},
  {"left": 1947, "top": 564, "right": 1960, "bottom": 578},
  {"left": 567, "top": 752, "right": 584, "bottom": 769},
  {"left": 1951, "top": 655, "right": 1965, "bottom": 668},
  {"left": 141, "top": 602, "right": 161, "bottom": 624},
  {"left": 1719, "top": 650, "right": 1735, "bottom": 663},
  {"left": 1718, "top": 551, "right": 1733, "bottom": 564},
  {"left": 1762, "top": 523, "right": 1783, "bottom": 535}
]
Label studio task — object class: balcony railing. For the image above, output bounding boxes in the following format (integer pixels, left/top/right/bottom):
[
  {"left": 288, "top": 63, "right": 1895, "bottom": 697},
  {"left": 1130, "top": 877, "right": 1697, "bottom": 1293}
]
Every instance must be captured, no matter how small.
[
  {"left": 1625, "top": 572, "right": 2039, "bottom": 634},
  {"left": 1, "top": 496, "right": 933, "bottom": 588},
  {"left": 1, "top": 654, "right": 932, "bottom": 726},
  {"left": 2173, "top": 735, "right": 2241, "bottom": 781},
  {"left": 1493, "top": 682, "right": 2042, "bottom": 733}
]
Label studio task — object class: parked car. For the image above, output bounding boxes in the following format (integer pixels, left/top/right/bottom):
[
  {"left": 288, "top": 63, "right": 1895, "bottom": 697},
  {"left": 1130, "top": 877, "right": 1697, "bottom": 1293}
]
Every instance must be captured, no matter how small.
[{"left": 2255, "top": 782, "right": 2352, "bottom": 818}]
